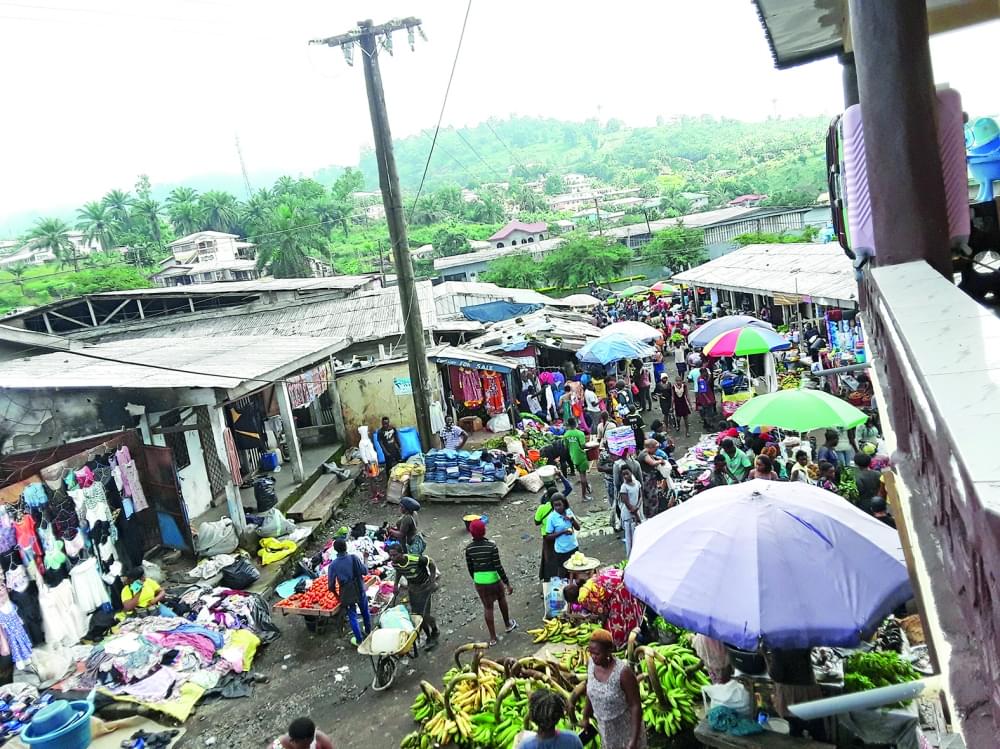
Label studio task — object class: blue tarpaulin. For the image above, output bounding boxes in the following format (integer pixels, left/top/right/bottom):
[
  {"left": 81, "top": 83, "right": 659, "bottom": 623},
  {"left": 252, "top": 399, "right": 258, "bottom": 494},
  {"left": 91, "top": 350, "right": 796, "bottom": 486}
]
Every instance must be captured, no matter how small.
[{"left": 461, "top": 301, "right": 542, "bottom": 323}]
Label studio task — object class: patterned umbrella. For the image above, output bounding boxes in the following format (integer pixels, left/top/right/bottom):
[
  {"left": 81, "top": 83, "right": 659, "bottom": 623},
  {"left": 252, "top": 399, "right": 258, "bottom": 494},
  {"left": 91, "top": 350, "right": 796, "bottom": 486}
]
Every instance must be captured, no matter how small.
[
  {"left": 688, "top": 315, "right": 774, "bottom": 348},
  {"left": 650, "top": 281, "right": 675, "bottom": 295},
  {"left": 702, "top": 326, "right": 790, "bottom": 357}
]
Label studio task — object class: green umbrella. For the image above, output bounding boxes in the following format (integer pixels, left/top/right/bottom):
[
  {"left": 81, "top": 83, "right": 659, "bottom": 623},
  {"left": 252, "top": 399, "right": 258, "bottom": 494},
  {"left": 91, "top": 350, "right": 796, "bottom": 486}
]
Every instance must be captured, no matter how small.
[
  {"left": 732, "top": 389, "right": 868, "bottom": 432},
  {"left": 617, "top": 285, "right": 650, "bottom": 297}
]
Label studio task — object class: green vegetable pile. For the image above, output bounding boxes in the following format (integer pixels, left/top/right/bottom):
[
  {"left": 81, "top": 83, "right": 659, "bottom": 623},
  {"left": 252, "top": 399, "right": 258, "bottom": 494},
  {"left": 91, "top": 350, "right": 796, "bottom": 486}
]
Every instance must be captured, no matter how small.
[
  {"left": 838, "top": 469, "right": 859, "bottom": 503},
  {"left": 843, "top": 651, "right": 919, "bottom": 704}
]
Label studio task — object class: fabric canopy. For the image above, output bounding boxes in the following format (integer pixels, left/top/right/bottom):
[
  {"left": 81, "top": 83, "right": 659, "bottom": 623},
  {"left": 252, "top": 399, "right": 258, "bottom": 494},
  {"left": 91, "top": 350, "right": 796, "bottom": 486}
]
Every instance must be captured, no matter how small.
[
  {"left": 461, "top": 301, "right": 543, "bottom": 323},
  {"left": 624, "top": 479, "right": 911, "bottom": 649}
]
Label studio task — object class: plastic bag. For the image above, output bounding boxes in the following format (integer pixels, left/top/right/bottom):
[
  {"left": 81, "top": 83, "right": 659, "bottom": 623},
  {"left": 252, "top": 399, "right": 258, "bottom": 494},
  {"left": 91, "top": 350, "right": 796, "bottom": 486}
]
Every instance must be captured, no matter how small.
[
  {"left": 702, "top": 680, "right": 752, "bottom": 718},
  {"left": 142, "top": 559, "right": 164, "bottom": 584},
  {"left": 253, "top": 476, "right": 278, "bottom": 512},
  {"left": 487, "top": 414, "right": 512, "bottom": 433},
  {"left": 370, "top": 628, "right": 408, "bottom": 654},
  {"left": 380, "top": 604, "right": 414, "bottom": 631},
  {"left": 219, "top": 558, "right": 261, "bottom": 590},
  {"left": 398, "top": 427, "right": 422, "bottom": 459},
  {"left": 196, "top": 518, "right": 239, "bottom": 557},
  {"left": 256, "top": 508, "right": 295, "bottom": 539},
  {"left": 547, "top": 577, "right": 567, "bottom": 618}
]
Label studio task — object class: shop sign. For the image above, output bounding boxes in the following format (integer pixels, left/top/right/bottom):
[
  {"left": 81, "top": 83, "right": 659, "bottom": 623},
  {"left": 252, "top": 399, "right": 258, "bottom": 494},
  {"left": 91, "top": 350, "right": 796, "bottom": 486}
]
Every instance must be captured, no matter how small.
[
  {"left": 605, "top": 425, "right": 636, "bottom": 454},
  {"left": 393, "top": 377, "right": 413, "bottom": 395}
]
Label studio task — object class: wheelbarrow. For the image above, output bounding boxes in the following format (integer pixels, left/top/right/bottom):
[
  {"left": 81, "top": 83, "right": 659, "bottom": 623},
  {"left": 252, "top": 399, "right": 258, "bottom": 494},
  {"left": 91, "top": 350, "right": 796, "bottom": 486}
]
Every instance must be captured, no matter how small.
[{"left": 356, "top": 614, "right": 423, "bottom": 691}]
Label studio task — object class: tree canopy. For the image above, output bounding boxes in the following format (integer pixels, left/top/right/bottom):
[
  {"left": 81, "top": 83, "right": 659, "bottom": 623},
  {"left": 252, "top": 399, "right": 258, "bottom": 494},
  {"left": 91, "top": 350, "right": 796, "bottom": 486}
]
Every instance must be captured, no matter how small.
[{"left": 641, "top": 224, "right": 706, "bottom": 272}]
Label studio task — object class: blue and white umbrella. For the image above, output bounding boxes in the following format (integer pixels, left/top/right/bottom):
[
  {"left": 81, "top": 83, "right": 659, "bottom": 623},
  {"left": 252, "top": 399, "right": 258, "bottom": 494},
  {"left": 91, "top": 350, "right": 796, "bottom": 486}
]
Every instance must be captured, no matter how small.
[{"left": 576, "top": 332, "right": 656, "bottom": 365}]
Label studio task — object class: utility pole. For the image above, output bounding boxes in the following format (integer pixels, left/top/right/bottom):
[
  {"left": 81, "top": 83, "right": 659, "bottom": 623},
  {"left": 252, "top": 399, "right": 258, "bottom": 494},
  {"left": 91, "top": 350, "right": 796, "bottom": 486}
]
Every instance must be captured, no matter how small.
[
  {"left": 235, "top": 134, "right": 253, "bottom": 199},
  {"left": 377, "top": 238, "right": 387, "bottom": 288},
  {"left": 593, "top": 197, "right": 603, "bottom": 235},
  {"left": 311, "top": 18, "right": 434, "bottom": 448}
]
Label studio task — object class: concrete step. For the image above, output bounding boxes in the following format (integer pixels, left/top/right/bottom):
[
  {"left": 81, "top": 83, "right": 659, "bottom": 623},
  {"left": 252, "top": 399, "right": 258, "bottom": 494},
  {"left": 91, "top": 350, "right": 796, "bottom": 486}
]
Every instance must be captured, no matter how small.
[{"left": 285, "top": 467, "right": 358, "bottom": 524}]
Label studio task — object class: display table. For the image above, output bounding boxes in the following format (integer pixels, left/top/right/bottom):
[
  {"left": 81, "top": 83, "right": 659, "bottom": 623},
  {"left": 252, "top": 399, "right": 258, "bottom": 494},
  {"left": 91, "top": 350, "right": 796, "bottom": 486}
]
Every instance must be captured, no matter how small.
[
  {"left": 694, "top": 720, "right": 833, "bottom": 748},
  {"left": 414, "top": 472, "right": 516, "bottom": 503}
]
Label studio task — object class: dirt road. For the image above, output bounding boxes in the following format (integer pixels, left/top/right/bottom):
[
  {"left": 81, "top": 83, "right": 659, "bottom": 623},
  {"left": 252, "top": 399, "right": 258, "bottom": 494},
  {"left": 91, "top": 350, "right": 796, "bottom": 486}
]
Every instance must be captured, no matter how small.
[{"left": 180, "top": 431, "right": 697, "bottom": 748}]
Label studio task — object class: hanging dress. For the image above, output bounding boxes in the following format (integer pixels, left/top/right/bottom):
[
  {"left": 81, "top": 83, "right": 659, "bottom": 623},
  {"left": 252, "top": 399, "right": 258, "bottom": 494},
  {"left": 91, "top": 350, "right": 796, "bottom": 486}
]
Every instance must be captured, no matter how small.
[{"left": 0, "top": 602, "right": 33, "bottom": 668}]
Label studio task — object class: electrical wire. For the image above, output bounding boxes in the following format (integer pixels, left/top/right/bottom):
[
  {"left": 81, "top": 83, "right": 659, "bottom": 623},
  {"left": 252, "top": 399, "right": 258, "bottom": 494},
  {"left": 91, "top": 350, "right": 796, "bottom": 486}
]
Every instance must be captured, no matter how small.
[
  {"left": 406, "top": 0, "right": 473, "bottom": 225},
  {"left": 484, "top": 119, "right": 532, "bottom": 177},
  {"left": 452, "top": 129, "right": 506, "bottom": 181}
]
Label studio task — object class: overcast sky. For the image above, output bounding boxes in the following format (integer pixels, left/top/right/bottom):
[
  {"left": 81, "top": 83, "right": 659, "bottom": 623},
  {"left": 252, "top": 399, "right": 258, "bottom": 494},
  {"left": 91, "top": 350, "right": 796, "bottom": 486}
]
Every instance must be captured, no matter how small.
[{"left": 1, "top": 0, "right": 996, "bottom": 229}]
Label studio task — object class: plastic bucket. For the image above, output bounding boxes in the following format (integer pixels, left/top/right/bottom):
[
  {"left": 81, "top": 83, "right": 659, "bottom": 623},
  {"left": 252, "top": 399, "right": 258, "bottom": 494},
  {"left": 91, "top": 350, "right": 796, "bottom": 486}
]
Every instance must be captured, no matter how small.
[
  {"left": 537, "top": 465, "right": 556, "bottom": 481},
  {"left": 585, "top": 441, "right": 600, "bottom": 461},
  {"left": 22, "top": 699, "right": 93, "bottom": 749},
  {"left": 527, "top": 449, "right": 541, "bottom": 463}
]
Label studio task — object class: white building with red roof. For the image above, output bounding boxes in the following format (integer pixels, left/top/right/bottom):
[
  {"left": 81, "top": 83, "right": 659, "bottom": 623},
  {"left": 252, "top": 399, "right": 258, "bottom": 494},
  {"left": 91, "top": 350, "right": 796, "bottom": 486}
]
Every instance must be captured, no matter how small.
[{"left": 486, "top": 220, "right": 548, "bottom": 249}]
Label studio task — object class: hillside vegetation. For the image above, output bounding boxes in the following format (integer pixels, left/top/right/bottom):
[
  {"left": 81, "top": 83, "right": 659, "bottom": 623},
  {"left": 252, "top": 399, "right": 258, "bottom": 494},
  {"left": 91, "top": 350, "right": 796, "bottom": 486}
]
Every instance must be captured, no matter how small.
[{"left": 1, "top": 115, "right": 829, "bottom": 314}]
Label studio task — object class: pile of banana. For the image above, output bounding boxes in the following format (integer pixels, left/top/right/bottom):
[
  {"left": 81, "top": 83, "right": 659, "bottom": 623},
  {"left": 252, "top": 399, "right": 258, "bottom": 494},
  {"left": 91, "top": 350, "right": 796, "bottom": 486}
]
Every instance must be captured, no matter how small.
[
  {"left": 402, "top": 638, "right": 709, "bottom": 747},
  {"left": 526, "top": 618, "right": 601, "bottom": 645},
  {"left": 779, "top": 372, "right": 801, "bottom": 390},
  {"left": 635, "top": 642, "right": 711, "bottom": 737},
  {"left": 403, "top": 643, "right": 586, "bottom": 748}
]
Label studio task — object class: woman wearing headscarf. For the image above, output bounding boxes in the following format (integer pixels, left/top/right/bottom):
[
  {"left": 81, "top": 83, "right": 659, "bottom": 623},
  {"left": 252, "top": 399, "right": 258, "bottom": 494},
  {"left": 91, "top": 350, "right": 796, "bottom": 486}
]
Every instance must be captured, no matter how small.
[
  {"left": 562, "top": 567, "right": 644, "bottom": 649},
  {"left": 387, "top": 497, "right": 424, "bottom": 554},
  {"left": 582, "top": 629, "right": 647, "bottom": 749}
]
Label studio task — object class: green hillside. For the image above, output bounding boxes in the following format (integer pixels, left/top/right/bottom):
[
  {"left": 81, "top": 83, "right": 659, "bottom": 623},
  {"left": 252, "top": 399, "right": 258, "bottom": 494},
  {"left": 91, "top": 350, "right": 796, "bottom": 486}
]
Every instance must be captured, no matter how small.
[{"left": 359, "top": 115, "right": 829, "bottom": 207}]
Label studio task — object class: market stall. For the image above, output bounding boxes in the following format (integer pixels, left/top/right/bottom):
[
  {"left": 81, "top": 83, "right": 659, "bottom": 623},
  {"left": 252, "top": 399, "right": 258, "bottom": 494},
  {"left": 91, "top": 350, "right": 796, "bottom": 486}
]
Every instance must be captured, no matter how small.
[{"left": 427, "top": 345, "right": 521, "bottom": 435}]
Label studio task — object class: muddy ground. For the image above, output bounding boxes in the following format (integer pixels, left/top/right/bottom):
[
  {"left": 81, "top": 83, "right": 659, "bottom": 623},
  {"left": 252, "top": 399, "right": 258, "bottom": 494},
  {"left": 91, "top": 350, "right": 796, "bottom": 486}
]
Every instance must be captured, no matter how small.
[{"left": 180, "top": 430, "right": 698, "bottom": 749}]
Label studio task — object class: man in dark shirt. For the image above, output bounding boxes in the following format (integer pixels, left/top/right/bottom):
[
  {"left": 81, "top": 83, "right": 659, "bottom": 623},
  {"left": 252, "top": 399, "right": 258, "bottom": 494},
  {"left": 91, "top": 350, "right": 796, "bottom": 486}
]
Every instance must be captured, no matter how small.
[
  {"left": 377, "top": 416, "right": 402, "bottom": 472},
  {"left": 851, "top": 452, "right": 882, "bottom": 514},
  {"left": 464, "top": 519, "right": 516, "bottom": 646},
  {"left": 388, "top": 545, "right": 440, "bottom": 650},
  {"left": 870, "top": 497, "right": 896, "bottom": 528},
  {"left": 327, "top": 538, "right": 371, "bottom": 645}
]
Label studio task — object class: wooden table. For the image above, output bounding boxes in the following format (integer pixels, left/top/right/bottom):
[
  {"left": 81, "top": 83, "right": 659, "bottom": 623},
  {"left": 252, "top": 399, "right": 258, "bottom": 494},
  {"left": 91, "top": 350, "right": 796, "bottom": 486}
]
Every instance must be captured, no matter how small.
[{"left": 694, "top": 719, "right": 834, "bottom": 748}]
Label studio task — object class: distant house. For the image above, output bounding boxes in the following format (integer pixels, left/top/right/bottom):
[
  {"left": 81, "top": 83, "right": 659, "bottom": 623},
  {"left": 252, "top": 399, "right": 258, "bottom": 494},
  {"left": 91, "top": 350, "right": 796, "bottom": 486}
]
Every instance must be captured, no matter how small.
[
  {"left": 487, "top": 220, "right": 548, "bottom": 249},
  {"left": 547, "top": 186, "right": 641, "bottom": 213},
  {"left": 681, "top": 192, "right": 710, "bottom": 211},
  {"left": 152, "top": 231, "right": 260, "bottom": 287},
  {"left": 728, "top": 194, "right": 768, "bottom": 208},
  {"left": 307, "top": 256, "right": 333, "bottom": 278},
  {"left": 0, "top": 231, "right": 99, "bottom": 268}
]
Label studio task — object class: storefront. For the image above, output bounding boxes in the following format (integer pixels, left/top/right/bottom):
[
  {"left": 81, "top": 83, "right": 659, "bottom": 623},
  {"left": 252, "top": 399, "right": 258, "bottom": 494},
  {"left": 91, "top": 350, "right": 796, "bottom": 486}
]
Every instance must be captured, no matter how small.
[{"left": 427, "top": 345, "right": 521, "bottom": 434}]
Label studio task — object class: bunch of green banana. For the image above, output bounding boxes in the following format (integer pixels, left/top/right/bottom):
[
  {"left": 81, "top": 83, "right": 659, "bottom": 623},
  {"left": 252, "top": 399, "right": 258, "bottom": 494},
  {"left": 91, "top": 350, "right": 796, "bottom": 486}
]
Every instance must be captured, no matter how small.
[
  {"left": 634, "top": 643, "right": 710, "bottom": 737},
  {"left": 526, "top": 618, "right": 600, "bottom": 644}
]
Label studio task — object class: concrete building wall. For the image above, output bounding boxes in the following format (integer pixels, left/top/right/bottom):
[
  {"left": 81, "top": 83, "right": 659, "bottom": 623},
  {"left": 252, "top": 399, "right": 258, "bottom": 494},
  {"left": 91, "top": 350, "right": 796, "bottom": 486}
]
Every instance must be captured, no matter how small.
[
  {"left": 149, "top": 408, "right": 214, "bottom": 519},
  {"left": 337, "top": 361, "right": 441, "bottom": 447}
]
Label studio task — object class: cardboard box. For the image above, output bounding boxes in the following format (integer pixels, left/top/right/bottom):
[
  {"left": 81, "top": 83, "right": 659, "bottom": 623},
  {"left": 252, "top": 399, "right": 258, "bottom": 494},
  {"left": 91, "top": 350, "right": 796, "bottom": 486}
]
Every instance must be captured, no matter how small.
[{"left": 459, "top": 416, "right": 483, "bottom": 433}]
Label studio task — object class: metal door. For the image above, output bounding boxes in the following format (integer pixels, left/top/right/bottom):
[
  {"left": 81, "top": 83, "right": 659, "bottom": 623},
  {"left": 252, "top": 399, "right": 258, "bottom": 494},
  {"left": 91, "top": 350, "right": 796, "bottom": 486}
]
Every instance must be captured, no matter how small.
[{"left": 141, "top": 445, "right": 195, "bottom": 552}]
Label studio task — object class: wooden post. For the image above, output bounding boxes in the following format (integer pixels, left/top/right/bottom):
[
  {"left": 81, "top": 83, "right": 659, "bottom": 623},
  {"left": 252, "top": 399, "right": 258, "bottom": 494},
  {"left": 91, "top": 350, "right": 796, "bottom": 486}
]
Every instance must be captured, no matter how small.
[{"left": 848, "top": 0, "right": 952, "bottom": 278}]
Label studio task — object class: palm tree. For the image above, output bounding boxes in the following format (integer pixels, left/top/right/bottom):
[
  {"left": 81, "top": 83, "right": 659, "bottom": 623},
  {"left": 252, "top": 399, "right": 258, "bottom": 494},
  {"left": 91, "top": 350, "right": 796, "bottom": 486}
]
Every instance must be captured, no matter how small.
[
  {"left": 166, "top": 186, "right": 198, "bottom": 207},
  {"left": 256, "top": 203, "right": 321, "bottom": 278},
  {"left": 76, "top": 201, "right": 116, "bottom": 250},
  {"left": 102, "top": 189, "right": 133, "bottom": 229},
  {"left": 167, "top": 199, "right": 204, "bottom": 236},
  {"left": 241, "top": 189, "right": 274, "bottom": 239},
  {"left": 5, "top": 263, "right": 27, "bottom": 292},
  {"left": 132, "top": 198, "right": 164, "bottom": 248},
  {"left": 26, "top": 217, "right": 77, "bottom": 270},
  {"left": 199, "top": 190, "right": 240, "bottom": 233}
]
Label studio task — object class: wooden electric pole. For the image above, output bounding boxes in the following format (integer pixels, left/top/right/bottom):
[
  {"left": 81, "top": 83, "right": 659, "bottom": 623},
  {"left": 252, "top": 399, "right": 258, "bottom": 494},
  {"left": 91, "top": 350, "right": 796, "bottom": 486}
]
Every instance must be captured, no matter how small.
[{"left": 311, "top": 17, "right": 434, "bottom": 447}]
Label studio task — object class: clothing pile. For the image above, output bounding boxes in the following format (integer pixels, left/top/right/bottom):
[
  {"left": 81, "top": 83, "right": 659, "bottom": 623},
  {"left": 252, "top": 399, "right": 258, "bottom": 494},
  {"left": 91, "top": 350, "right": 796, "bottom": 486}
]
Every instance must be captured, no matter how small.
[{"left": 423, "top": 450, "right": 505, "bottom": 484}]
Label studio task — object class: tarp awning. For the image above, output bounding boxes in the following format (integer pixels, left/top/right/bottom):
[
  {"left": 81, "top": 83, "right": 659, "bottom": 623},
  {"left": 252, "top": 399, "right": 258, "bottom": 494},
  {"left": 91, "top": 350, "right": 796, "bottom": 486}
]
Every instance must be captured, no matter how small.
[
  {"left": 426, "top": 344, "right": 520, "bottom": 374},
  {"left": 461, "top": 301, "right": 543, "bottom": 323}
]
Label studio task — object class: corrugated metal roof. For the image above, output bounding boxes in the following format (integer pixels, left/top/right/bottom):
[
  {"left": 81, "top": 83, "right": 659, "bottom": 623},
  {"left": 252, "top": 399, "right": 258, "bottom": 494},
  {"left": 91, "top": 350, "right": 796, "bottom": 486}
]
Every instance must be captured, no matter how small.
[
  {"left": 0, "top": 336, "right": 346, "bottom": 390},
  {"left": 434, "top": 238, "right": 565, "bottom": 271},
  {"left": 470, "top": 309, "right": 604, "bottom": 353},
  {"left": 672, "top": 243, "right": 858, "bottom": 306},
  {"left": 91, "top": 276, "right": 377, "bottom": 296},
  {"left": 88, "top": 282, "right": 437, "bottom": 343},
  {"left": 603, "top": 206, "right": 768, "bottom": 240},
  {"left": 432, "top": 281, "right": 592, "bottom": 314}
]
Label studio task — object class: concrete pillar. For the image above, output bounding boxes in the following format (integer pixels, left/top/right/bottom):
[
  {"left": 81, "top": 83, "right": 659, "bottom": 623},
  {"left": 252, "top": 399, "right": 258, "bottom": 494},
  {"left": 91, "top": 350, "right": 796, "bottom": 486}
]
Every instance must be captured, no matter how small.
[
  {"left": 849, "top": 0, "right": 951, "bottom": 278},
  {"left": 276, "top": 382, "right": 305, "bottom": 482},
  {"left": 326, "top": 367, "right": 346, "bottom": 443}
]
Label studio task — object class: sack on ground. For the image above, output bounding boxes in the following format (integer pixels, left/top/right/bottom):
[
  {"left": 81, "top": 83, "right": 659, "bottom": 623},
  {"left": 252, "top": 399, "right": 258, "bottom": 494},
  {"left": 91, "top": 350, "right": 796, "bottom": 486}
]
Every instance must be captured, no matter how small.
[
  {"left": 196, "top": 518, "right": 239, "bottom": 557},
  {"left": 487, "top": 414, "right": 512, "bottom": 432},
  {"left": 518, "top": 471, "right": 544, "bottom": 493}
]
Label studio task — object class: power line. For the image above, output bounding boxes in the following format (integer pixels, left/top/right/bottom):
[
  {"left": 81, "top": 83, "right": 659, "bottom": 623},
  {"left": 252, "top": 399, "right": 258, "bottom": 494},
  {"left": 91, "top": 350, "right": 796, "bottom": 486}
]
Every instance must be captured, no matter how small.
[
  {"left": 407, "top": 0, "right": 473, "bottom": 224},
  {"left": 452, "top": 128, "right": 506, "bottom": 181},
  {"left": 484, "top": 119, "right": 531, "bottom": 176}
]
